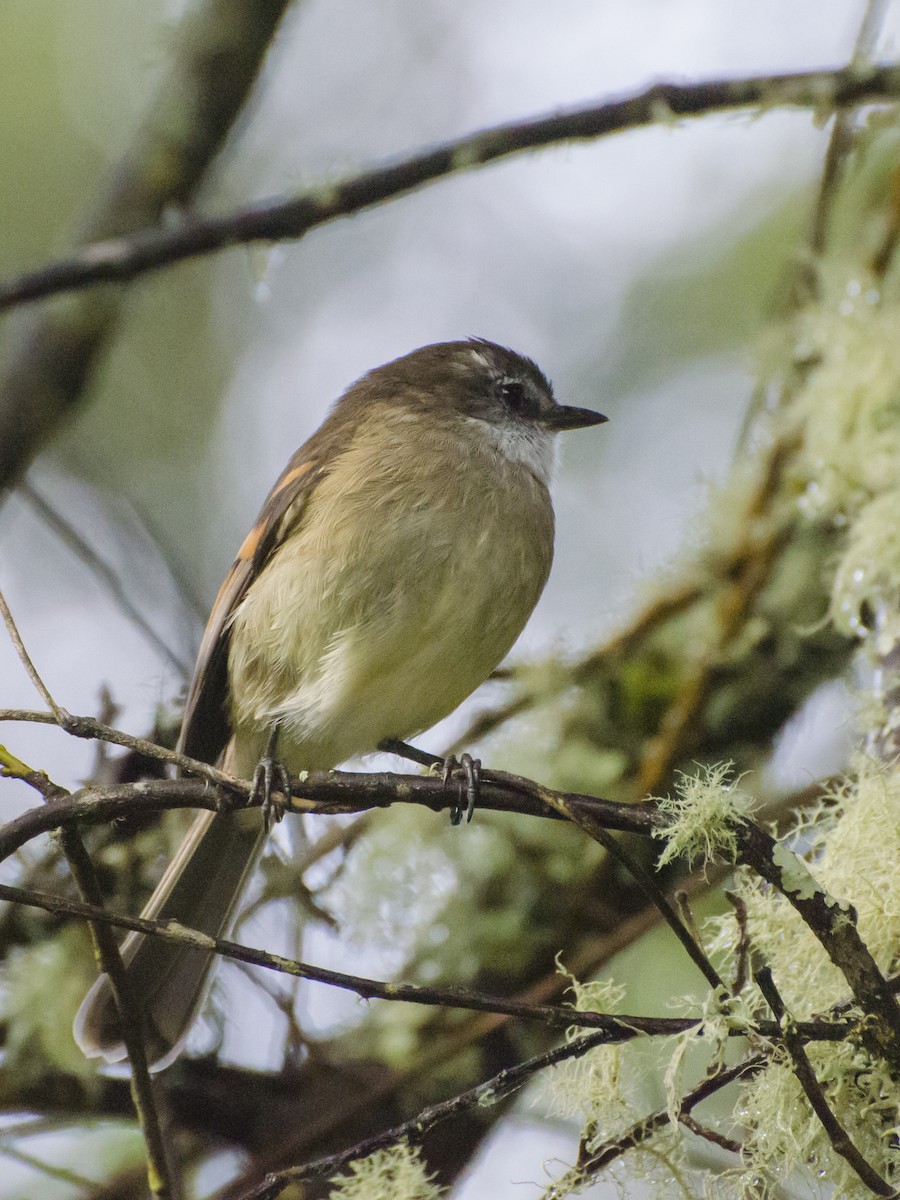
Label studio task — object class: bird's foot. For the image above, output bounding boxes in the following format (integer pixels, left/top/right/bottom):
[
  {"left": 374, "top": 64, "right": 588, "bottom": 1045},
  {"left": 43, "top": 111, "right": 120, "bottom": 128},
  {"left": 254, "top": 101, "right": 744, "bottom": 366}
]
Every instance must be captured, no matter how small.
[
  {"left": 378, "top": 738, "right": 481, "bottom": 825},
  {"left": 252, "top": 730, "right": 291, "bottom": 831},
  {"left": 442, "top": 752, "right": 481, "bottom": 826}
]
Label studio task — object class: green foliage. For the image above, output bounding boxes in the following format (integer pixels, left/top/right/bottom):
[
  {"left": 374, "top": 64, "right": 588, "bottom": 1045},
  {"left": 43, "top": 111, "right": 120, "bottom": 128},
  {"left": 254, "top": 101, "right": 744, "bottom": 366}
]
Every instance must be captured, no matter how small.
[{"left": 2, "top": 926, "right": 96, "bottom": 1080}]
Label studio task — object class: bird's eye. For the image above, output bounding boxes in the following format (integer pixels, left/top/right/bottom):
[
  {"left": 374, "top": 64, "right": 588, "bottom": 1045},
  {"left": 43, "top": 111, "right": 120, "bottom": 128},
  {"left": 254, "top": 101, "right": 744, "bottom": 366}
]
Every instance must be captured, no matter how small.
[{"left": 498, "top": 379, "right": 530, "bottom": 414}]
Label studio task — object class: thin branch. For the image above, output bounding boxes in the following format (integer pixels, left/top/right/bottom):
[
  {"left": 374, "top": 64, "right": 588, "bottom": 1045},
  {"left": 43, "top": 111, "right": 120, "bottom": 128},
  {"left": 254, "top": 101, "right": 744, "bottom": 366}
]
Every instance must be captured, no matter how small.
[
  {"left": 234, "top": 1029, "right": 669, "bottom": 1200},
  {"left": 503, "top": 769, "right": 727, "bottom": 993},
  {"left": 0, "top": 741, "right": 177, "bottom": 1196},
  {"left": 0, "top": 1143, "right": 98, "bottom": 1192},
  {"left": 5, "top": 708, "right": 898, "bottom": 1078},
  {"left": 382, "top": 745, "right": 724, "bottom": 998},
  {"left": 677, "top": 1112, "right": 742, "bottom": 1155},
  {"left": 725, "top": 889, "right": 751, "bottom": 994},
  {"left": 3, "top": 716, "right": 898, "bottom": 1067},
  {"left": 56, "top": 828, "right": 178, "bottom": 1200},
  {"left": 0, "top": 0, "right": 293, "bottom": 492},
  {"left": 0, "top": 707, "right": 246, "bottom": 791},
  {"left": 17, "top": 482, "right": 192, "bottom": 678},
  {"left": 756, "top": 967, "right": 898, "bottom": 1198},
  {"left": 384, "top": 742, "right": 725, "bottom": 992},
  {"left": 230, "top": 960, "right": 310, "bottom": 1062},
  {"left": 809, "top": 0, "right": 892, "bottom": 257},
  {"left": 736, "top": 820, "right": 900, "bottom": 1071},
  {"left": 632, "top": 449, "right": 794, "bottom": 798},
  {"left": 2, "top": 63, "right": 900, "bottom": 314},
  {"left": 553, "top": 1054, "right": 766, "bottom": 1195},
  {"left": 0, "top": 878, "right": 853, "bottom": 1048},
  {"left": 0, "top": 767, "right": 651, "bottom": 865},
  {"left": 196, "top": 864, "right": 738, "bottom": 1200},
  {"left": 0, "top": 588, "right": 66, "bottom": 721}
]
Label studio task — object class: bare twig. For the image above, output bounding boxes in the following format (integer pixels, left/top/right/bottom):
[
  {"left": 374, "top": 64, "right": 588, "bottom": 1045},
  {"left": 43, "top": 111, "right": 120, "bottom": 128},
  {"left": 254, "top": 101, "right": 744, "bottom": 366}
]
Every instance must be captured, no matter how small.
[
  {"left": 17, "top": 482, "right": 193, "bottom": 677},
  {"left": 0, "top": 1143, "right": 98, "bottom": 1191},
  {"left": 0, "top": 878, "right": 853, "bottom": 1049},
  {"left": 2, "top": 64, "right": 900, "bottom": 317},
  {"left": 0, "top": 588, "right": 67, "bottom": 721},
  {"left": 737, "top": 821, "right": 900, "bottom": 1071},
  {"left": 3, "top": 713, "right": 896, "bottom": 1068},
  {"left": 726, "top": 889, "right": 751, "bottom": 994},
  {"left": 507, "top": 771, "right": 728, "bottom": 993},
  {"left": 0, "top": 739, "right": 177, "bottom": 1196},
  {"left": 809, "top": 0, "right": 892, "bottom": 257},
  {"left": 0, "top": 770, "right": 645, "bottom": 865},
  {"left": 0, "top": 707, "right": 245, "bottom": 790},
  {"left": 385, "top": 741, "right": 727, "bottom": 993},
  {"left": 57, "top": 829, "right": 178, "bottom": 1200},
  {"left": 677, "top": 1112, "right": 742, "bottom": 1155},
  {"left": 674, "top": 889, "right": 702, "bottom": 949},
  {"left": 556, "top": 1054, "right": 766, "bottom": 1195},
  {"left": 235, "top": 1029, "right": 681, "bottom": 1200}
]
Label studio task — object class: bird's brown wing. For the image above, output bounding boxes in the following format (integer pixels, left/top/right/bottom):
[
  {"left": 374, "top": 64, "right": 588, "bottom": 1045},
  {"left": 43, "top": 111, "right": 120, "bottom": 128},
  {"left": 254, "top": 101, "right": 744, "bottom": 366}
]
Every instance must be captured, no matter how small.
[{"left": 178, "top": 450, "right": 325, "bottom": 766}]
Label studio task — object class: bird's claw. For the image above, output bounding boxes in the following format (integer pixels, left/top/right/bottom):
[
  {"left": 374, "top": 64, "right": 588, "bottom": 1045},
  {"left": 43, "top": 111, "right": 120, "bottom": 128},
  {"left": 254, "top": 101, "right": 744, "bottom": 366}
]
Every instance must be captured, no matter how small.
[
  {"left": 251, "top": 755, "right": 291, "bottom": 832},
  {"left": 443, "top": 752, "right": 481, "bottom": 825}
]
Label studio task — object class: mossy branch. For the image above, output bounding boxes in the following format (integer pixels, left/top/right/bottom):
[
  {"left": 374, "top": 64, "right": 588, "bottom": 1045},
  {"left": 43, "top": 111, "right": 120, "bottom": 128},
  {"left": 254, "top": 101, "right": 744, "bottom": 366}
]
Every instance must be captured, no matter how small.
[{"left": 2, "top": 63, "right": 900, "bottom": 317}]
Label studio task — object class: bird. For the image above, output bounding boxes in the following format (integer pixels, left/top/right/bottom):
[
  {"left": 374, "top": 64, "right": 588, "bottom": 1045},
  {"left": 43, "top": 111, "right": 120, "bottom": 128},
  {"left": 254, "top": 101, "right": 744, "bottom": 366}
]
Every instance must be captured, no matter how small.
[{"left": 73, "top": 338, "right": 606, "bottom": 1069}]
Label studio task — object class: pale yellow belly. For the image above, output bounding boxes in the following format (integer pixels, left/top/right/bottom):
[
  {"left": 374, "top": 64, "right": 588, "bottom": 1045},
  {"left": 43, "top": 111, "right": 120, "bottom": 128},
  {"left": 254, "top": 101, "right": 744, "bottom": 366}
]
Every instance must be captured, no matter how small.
[{"left": 226, "top": 422, "right": 554, "bottom": 776}]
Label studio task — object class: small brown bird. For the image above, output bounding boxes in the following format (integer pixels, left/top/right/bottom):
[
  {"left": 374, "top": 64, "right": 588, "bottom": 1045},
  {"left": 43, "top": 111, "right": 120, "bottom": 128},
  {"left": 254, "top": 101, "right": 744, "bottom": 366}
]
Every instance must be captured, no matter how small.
[{"left": 74, "top": 339, "right": 606, "bottom": 1069}]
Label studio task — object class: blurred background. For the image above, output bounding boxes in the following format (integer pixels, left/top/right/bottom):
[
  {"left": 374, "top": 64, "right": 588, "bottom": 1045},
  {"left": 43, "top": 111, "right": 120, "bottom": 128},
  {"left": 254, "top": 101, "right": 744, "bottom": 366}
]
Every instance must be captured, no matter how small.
[{"left": 0, "top": 1, "right": 893, "bottom": 1196}]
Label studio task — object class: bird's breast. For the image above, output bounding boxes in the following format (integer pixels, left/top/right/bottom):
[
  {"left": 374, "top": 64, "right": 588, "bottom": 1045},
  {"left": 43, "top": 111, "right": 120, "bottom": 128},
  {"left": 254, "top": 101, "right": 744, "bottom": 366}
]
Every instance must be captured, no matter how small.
[{"left": 227, "top": 413, "right": 555, "bottom": 773}]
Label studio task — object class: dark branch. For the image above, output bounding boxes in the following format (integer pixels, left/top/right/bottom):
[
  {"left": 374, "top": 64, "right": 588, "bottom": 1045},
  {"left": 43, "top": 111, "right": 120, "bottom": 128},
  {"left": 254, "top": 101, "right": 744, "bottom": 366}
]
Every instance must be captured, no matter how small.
[
  {"left": 756, "top": 967, "right": 898, "bottom": 1198},
  {"left": 2, "top": 63, "right": 900, "bottom": 312},
  {"left": 54, "top": 829, "right": 177, "bottom": 1199},
  {"left": 0, "top": 880, "right": 853, "bottom": 1046},
  {"left": 17, "top": 482, "right": 193, "bottom": 678},
  {"left": 234, "top": 1031, "right": 696, "bottom": 1200},
  {"left": 571, "top": 1054, "right": 766, "bottom": 1186},
  {"left": 4, "top": 707, "right": 899, "bottom": 1076},
  {"left": 736, "top": 821, "right": 900, "bottom": 1071},
  {"left": 0, "top": 0, "right": 292, "bottom": 492}
]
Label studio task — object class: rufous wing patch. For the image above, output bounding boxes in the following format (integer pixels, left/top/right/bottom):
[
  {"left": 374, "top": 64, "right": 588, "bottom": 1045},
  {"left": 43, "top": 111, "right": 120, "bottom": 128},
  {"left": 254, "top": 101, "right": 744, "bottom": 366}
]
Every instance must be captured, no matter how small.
[{"left": 178, "top": 456, "right": 320, "bottom": 765}]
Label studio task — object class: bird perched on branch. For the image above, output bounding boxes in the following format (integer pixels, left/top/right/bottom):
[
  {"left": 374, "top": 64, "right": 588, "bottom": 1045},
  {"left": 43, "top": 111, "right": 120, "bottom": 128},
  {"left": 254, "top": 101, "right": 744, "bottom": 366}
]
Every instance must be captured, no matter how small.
[{"left": 74, "top": 338, "right": 606, "bottom": 1069}]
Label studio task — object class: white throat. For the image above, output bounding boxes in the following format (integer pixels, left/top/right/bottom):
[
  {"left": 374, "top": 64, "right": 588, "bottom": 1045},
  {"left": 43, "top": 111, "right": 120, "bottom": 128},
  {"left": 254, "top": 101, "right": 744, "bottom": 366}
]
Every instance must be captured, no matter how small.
[{"left": 469, "top": 417, "right": 557, "bottom": 486}]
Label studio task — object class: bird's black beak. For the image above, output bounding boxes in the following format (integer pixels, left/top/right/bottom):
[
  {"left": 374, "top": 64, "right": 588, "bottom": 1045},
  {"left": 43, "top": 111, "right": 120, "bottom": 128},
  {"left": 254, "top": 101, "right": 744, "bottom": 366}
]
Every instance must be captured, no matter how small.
[{"left": 543, "top": 404, "right": 608, "bottom": 431}]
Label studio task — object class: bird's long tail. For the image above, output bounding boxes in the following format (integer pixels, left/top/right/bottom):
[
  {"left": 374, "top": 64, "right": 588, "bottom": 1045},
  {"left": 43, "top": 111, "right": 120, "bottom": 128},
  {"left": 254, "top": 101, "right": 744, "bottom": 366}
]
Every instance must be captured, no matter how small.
[{"left": 73, "top": 805, "right": 264, "bottom": 1072}]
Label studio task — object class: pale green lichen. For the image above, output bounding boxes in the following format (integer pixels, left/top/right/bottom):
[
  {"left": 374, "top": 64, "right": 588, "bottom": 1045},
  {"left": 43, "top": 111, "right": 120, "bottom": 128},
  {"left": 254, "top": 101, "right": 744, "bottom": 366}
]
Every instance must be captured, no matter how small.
[
  {"left": 662, "top": 987, "right": 755, "bottom": 1127},
  {"left": 540, "top": 966, "right": 634, "bottom": 1134},
  {"left": 653, "top": 763, "right": 754, "bottom": 869},
  {"left": 709, "top": 760, "right": 900, "bottom": 1013},
  {"left": 734, "top": 1043, "right": 900, "bottom": 1200},
  {"left": 790, "top": 274, "right": 900, "bottom": 520},
  {"left": 703, "top": 760, "right": 900, "bottom": 1196},
  {"left": 770, "top": 841, "right": 821, "bottom": 901},
  {"left": 831, "top": 488, "right": 900, "bottom": 652},
  {"left": 326, "top": 1140, "right": 444, "bottom": 1200}
]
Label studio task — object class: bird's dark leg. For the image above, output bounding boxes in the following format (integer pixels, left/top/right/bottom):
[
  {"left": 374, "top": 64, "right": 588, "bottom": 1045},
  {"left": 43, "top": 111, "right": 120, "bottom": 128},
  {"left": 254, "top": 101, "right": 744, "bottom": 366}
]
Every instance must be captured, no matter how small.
[
  {"left": 252, "top": 725, "right": 291, "bottom": 831},
  {"left": 377, "top": 738, "right": 481, "bottom": 825},
  {"left": 378, "top": 737, "right": 442, "bottom": 770},
  {"left": 443, "top": 753, "right": 480, "bottom": 825}
]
